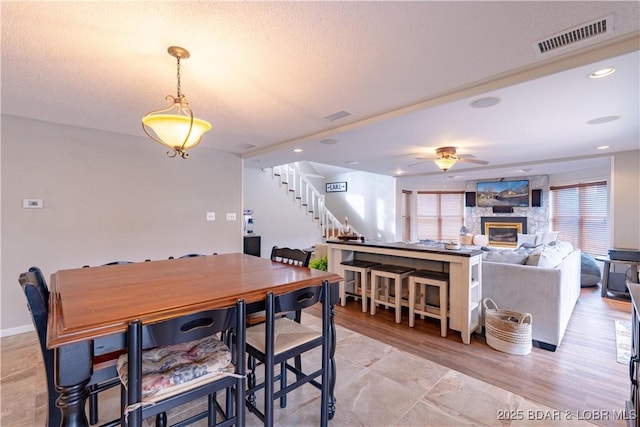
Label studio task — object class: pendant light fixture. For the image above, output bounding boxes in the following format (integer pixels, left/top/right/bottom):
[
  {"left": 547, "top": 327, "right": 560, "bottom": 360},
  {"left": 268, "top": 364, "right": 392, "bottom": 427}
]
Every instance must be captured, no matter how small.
[
  {"left": 434, "top": 157, "right": 457, "bottom": 171},
  {"left": 142, "top": 46, "right": 211, "bottom": 158}
]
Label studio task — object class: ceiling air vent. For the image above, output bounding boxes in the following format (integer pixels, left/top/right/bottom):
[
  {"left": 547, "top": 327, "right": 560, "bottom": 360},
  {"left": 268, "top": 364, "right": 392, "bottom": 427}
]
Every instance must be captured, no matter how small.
[
  {"left": 323, "top": 110, "right": 353, "bottom": 122},
  {"left": 534, "top": 15, "right": 612, "bottom": 55}
]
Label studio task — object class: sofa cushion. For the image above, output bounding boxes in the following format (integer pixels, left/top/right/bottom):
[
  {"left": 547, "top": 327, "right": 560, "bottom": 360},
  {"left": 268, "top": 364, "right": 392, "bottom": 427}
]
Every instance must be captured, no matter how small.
[{"left": 483, "top": 249, "right": 528, "bottom": 264}]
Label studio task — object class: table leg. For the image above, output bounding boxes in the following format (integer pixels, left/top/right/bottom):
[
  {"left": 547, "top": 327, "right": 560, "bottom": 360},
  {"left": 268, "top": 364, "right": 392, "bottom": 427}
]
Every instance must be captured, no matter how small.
[
  {"left": 601, "top": 261, "right": 611, "bottom": 297},
  {"left": 57, "top": 380, "right": 90, "bottom": 427},
  {"left": 55, "top": 342, "right": 92, "bottom": 427},
  {"left": 328, "top": 282, "right": 338, "bottom": 420}
]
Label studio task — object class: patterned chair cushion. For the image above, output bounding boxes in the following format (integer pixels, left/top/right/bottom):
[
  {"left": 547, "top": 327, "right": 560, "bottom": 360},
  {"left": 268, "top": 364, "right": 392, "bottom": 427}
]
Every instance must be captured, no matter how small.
[
  {"left": 246, "top": 317, "right": 321, "bottom": 354},
  {"left": 117, "top": 335, "right": 234, "bottom": 404}
]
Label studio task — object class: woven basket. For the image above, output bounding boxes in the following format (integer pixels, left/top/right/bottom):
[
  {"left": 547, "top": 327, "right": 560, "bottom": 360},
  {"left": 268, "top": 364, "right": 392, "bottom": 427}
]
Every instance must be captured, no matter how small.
[{"left": 483, "top": 298, "right": 532, "bottom": 355}]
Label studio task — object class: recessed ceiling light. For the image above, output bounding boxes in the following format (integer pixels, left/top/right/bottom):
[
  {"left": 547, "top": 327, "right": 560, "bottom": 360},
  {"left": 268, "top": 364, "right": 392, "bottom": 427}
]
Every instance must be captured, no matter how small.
[
  {"left": 515, "top": 168, "right": 532, "bottom": 173},
  {"left": 596, "top": 145, "right": 611, "bottom": 150},
  {"left": 469, "top": 97, "right": 501, "bottom": 108},
  {"left": 589, "top": 67, "right": 615, "bottom": 79},
  {"left": 587, "top": 115, "right": 621, "bottom": 125},
  {"left": 395, "top": 170, "right": 403, "bottom": 175},
  {"left": 320, "top": 138, "right": 338, "bottom": 145},
  {"left": 293, "top": 148, "right": 303, "bottom": 153},
  {"left": 344, "top": 160, "right": 359, "bottom": 165}
]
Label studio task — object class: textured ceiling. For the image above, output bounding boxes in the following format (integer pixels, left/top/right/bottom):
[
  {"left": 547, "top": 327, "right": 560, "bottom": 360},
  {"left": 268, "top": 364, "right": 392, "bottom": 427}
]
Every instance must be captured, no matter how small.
[{"left": 2, "top": 1, "right": 639, "bottom": 182}]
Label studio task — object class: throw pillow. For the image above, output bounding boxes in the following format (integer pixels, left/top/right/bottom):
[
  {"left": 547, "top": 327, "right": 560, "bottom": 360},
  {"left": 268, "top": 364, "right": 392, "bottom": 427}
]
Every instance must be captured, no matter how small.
[
  {"left": 526, "top": 245, "right": 563, "bottom": 268},
  {"left": 550, "top": 240, "right": 574, "bottom": 258},
  {"left": 517, "top": 233, "right": 537, "bottom": 248},
  {"left": 535, "top": 231, "right": 560, "bottom": 246}
]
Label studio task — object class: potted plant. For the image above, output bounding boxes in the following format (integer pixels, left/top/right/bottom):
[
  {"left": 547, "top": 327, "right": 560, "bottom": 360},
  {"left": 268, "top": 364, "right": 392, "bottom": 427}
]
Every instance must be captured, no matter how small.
[{"left": 309, "top": 256, "right": 328, "bottom": 271}]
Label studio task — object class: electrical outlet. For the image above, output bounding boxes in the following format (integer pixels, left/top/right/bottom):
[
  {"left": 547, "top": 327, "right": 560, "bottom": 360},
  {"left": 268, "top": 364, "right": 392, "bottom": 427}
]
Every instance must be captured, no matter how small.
[
  {"left": 206, "top": 212, "right": 215, "bottom": 221},
  {"left": 23, "top": 199, "right": 43, "bottom": 208},
  {"left": 226, "top": 213, "right": 236, "bottom": 221}
]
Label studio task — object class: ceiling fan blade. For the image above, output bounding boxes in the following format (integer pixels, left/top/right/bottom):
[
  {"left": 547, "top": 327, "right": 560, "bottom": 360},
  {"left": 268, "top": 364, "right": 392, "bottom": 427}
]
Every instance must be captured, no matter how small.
[
  {"left": 408, "top": 160, "right": 429, "bottom": 167},
  {"left": 458, "top": 158, "right": 489, "bottom": 165}
]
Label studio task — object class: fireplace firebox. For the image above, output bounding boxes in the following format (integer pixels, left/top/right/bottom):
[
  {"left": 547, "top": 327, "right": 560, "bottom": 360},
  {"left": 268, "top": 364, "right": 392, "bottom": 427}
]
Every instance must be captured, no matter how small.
[{"left": 480, "top": 217, "right": 527, "bottom": 248}]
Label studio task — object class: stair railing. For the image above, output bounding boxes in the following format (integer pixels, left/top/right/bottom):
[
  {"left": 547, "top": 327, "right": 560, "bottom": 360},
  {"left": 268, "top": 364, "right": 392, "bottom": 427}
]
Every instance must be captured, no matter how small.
[{"left": 271, "top": 164, "right": 356, "bottom": 240}]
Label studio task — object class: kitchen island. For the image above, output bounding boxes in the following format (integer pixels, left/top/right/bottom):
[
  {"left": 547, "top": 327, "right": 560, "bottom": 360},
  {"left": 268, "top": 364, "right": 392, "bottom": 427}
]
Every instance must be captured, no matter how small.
[{"left": 327, "top": 240, "right": 483, "bottom": 344}]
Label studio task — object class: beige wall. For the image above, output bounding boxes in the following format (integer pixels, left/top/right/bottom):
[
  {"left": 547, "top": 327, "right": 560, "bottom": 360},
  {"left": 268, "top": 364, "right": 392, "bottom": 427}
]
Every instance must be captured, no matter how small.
[
  {"left": 1, "top": 116, "right": 243, "bottom": 334},
  {"left": 612, "top": 150, "right": 640, "bottom": 250}
]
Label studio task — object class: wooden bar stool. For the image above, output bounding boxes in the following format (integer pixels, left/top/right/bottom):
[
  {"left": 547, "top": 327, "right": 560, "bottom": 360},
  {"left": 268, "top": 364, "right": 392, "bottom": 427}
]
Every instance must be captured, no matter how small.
[
  {"left": 408, "top": 270, "right": 449, "bottom": 337},
  {"left": 370, "top": 264, "right": 415, "bottom": 323},
  {"left": 339, "top": 260, "right": 380, "bottom": 312}
]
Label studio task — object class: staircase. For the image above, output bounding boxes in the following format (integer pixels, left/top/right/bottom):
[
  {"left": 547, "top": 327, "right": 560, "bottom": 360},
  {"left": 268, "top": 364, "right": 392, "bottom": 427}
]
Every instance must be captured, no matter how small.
[{"left": 271, "top": 164, "right": 356, "bottom": 240}]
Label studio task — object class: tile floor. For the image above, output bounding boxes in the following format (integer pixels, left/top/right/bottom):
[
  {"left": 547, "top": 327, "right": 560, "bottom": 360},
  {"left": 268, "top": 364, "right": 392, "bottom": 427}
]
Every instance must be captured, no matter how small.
[{"left": 1, "top": 313, "right": 595, "bottom": 426}]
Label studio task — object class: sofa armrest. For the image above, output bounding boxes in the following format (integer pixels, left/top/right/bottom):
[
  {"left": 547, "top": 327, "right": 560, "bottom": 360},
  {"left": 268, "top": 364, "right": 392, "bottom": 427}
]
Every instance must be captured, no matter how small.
[{"left": 481, "top": 249, "right": 581, "bottom": 347}]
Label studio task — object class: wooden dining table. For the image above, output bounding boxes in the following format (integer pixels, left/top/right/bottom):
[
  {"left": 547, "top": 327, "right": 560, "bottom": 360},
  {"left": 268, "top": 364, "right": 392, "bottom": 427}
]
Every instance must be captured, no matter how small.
[{"left": 47, "top": 253, "right": 342, "bottom": 427}]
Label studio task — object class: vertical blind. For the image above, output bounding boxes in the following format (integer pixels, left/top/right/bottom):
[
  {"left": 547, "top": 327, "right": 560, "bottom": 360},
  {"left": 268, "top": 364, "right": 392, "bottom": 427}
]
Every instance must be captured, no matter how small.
[
  {"left": 416, "top": 191, "right": 464, "bottom": 241},
  {"left": 550, "top": 181, "right": 608, "bottom": 255}
]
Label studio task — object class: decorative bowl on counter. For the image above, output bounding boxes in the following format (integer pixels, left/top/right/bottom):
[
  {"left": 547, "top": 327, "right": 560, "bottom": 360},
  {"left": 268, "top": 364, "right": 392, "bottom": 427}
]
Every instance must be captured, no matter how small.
[
  {"left": 444, "top": 242, "right": 461, "bottom": 250},
  {"left": 337, "top": 235, "right": 359, "bottom": 241}
]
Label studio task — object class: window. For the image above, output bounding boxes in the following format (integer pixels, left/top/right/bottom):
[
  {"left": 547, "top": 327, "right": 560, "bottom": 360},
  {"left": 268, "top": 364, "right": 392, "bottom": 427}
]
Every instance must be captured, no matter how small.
[
  {"left": 416, "top": 191, "right": 464, "bottom": 241},
  {"left": 550, "top": 181, "right": 608, "bottom": 255}
]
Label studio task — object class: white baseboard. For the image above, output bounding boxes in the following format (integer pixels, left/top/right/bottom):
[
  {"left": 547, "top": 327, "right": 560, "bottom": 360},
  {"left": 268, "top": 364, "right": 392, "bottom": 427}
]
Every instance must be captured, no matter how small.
[{"left": 0, "top": 324, "right": 34, "bottom": 338}]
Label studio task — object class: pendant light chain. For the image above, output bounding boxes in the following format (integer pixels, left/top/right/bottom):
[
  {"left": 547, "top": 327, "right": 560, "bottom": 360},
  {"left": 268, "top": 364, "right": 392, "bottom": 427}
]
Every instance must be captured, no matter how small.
[{"left": 176, "top": 57, "right": 182, "bottom": 100}]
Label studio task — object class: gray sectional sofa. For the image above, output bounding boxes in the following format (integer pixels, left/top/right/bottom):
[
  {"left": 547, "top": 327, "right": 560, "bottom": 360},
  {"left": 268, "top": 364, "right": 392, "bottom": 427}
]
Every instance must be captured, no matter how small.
[{"left": 481, "top": 243, "right": 582, "bottom": 351}]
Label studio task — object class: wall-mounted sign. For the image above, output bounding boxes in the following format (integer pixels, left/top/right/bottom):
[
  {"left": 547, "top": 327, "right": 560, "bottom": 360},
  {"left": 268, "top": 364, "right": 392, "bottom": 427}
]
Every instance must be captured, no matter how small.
[{"left": 326, "top": 182, "right": 347, "bottom": 193}]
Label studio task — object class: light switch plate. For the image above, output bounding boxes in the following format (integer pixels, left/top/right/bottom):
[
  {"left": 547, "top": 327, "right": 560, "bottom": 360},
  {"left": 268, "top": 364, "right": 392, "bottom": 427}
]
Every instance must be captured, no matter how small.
[
  {"left": 23, "top": 199, "right": 43, "bottom": 208},
  {"left": 206, "top": 212, "right": 215, "bottom": 221},
  {"left": 226, "top": 213, "right": 236, "bottom": 221}
]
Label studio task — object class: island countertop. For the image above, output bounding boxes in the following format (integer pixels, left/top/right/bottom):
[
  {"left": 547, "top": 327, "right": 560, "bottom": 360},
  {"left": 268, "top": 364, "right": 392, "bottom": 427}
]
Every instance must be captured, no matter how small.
[
  {"left": 326, "top": 239, "right": 483, "bottom": 257},
  {"left": 327, "top": 239, "right": 483, "bottom": 344}
]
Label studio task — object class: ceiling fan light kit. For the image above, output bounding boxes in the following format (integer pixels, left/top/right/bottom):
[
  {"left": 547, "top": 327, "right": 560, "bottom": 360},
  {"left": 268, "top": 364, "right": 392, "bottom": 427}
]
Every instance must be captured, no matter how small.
[
  {"left": 412, "top": 146, "right": 489, "bottom": 172},
  {"left": 142, "top": 46, "right": 212, "bottom": 159}
]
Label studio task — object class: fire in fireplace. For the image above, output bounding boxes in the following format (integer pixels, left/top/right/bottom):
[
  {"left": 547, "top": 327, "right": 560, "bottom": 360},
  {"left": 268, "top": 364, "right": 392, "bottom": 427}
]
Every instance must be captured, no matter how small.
[{"left": 481, "top": 217, "right": 527, "bottom": 248}]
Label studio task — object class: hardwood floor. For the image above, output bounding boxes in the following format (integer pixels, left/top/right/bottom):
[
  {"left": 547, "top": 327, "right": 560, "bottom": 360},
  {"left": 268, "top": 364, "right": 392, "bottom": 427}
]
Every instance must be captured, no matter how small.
[{"left": 309, "top": 285, "right": 632, "bottom": 427}]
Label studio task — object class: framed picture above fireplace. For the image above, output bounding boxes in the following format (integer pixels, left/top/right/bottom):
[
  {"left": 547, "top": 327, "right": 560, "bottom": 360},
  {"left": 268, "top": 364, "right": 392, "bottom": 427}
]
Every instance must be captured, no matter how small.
[{"left": 477, "top": 179, "right": 529, "bottom": 208}]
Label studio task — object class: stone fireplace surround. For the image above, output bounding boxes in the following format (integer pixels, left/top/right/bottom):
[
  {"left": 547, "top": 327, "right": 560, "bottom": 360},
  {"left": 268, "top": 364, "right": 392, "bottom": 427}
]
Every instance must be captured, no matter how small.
[{"left": 464, "top": 175, "right": 550, "bottom": 240}]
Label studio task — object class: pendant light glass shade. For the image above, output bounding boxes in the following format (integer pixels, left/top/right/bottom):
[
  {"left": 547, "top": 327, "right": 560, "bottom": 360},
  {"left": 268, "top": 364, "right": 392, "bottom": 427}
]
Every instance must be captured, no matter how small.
[
  {"left": 142, "top": 46, "right": 211, "bottom": 159},
  {"left": 142, "top": 113, "right": 211, "bottom": 154},
  {"left": 434, "top": 157, "right": 457, "bottom": 171}
]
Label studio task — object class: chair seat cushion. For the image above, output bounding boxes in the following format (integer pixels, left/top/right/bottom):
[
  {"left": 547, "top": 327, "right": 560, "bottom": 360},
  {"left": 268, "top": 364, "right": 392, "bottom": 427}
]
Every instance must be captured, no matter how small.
[
  {"left": 340, "top": 260, "right": 380, "bottom": 269},
  {"left": 371, "top": 264, "right": 414, "bottom": 275},
  {"left": 117, "top": 336, "right": 233, "bottom": 403},
  {"left": 246, "top": 318, "right": 321, "bottom": 354}
]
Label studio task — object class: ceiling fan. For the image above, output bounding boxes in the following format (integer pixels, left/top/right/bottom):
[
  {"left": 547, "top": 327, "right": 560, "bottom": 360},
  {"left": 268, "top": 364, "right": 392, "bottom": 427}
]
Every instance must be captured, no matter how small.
[{"left": 410, "top": 146, "right": 489, "bottom": 171}]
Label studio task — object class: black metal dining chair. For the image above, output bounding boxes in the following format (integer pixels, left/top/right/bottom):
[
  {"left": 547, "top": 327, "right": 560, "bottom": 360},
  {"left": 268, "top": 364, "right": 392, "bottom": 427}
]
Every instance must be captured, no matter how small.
[
  {"left": 245, "top": 280, "right": 331, "bottom": 427},
  {"left": 270, "top": 246, "right": 311, "bottom": 267},
  {"left": 246, "top": 247, "right": 311, "bottom": 328},
  {"left": 119, "top": 299, "right": 246, "bottom": 427},
  {"left": 18, "top": 268, "right": 121, "bottom": 427}
]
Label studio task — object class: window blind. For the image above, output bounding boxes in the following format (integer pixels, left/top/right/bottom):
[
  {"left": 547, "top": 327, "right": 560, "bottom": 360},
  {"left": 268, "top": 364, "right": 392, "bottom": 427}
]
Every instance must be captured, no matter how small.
[
  {"left": 550, "top": 181, "right": 608, "bottom": 255},
  {"left": 416, "top": 191, "right": 464, "bottom": 241}
]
